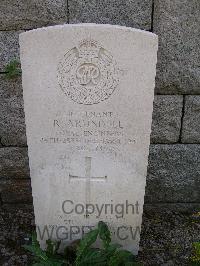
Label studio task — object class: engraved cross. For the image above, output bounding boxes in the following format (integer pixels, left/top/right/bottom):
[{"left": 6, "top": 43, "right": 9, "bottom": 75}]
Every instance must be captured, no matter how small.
[{"left": 69, "top": 157, "right": 107, "bottom": 214}]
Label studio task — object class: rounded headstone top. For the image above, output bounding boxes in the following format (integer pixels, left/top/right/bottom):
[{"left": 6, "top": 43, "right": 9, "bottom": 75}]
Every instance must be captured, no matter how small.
[{"left": 19, "top": 23, "right": 158, "bottom": 39}]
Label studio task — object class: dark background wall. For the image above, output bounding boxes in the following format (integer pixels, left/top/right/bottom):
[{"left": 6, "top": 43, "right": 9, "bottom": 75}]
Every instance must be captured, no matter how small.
[{"left": 0, "top": 1, "right": 200, "bottom": 265}]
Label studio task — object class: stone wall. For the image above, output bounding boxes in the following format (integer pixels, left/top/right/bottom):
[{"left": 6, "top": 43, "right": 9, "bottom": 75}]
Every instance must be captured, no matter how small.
[{"left": 0, "top": 0, "right": 200, "bottom": 212}]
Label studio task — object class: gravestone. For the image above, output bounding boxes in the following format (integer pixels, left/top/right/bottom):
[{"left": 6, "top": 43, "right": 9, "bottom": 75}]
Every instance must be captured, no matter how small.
[{"left": 20, "top": 24, "right": 158, "bottom": 254}]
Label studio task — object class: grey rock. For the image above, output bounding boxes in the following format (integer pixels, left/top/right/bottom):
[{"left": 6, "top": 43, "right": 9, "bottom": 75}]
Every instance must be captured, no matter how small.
[
  {"left": 0, "top": 0, "right": 68, "bottom": 30},
  {"left": 146, "top": 144, "right": 200, "bottom": 203},
  {"left": 144, "top": 203, "right": 200, "bottom": 214},
  {"left": 0, "top": 31, "right": 22, "bottom": 71},
  {"left": 0, "top": 179, "right": 32, "bottom": 203},
  {"left": 182, "top": 96, "right": 200, "bottom": 143},
  {"left": 161, "top": 261, "right": 175, "bottom": 266},
  {"left": 68, "top": 0, "right": 152, "bottom": 30},
  {"left": 0, "top": 75, "right": 27, "bottom": 146},
  {"left": 154, "top": 0, "right": 200, "bottom": 94},
  {"left": 151, "top": 96, "right": 183, "bottom": 143},
  {"left": 0, "top": 205, "right": 34, "bottom": 264},
  {"left": 0, "top": 147, "right": 29, "bottom": 179},
  {"left": 139, "top": 204, "right": 200, "bottom": 265}
]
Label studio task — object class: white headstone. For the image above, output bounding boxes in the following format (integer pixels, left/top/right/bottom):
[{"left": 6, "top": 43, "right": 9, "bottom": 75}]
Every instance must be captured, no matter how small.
[{"left": 20, "top": 24, "right": 158, "bottom": 254}]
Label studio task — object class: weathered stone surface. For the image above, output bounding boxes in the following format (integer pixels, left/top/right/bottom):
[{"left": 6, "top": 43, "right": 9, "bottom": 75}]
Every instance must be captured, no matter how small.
[
  {"left": 0, "top": 31, "right": 22, "bottom": 71},
  {"left": 144, "top": 203, "right": 200, "bottom": 214},
  {"left": 0, "top": 205, "right": 34, "bottom": 265},
  {"left": 146, "top": 144, "right": 200, "bottom": 203},
  {"left": 154, "top": 0, "right": 200, "bottom": 94},
  {"left": 68, "top": 0, "right": 152, "bottom": 30},
  {"left": 0, "top": 148, "right": 29, "bottom": 179},
  {"left": 20, "top": 24, "right": 158, "bottom": 254},
  {"left": 139, "top": 204, "right": 200, "bottom": 265},
  {"left": 0, "top": 75, "right": 27, "bottom": 146},
  {"left": 0, "top": 0, "right": 68, "bottom": 30},
  {"left": 182, "top": 96, "right": 200, "bottom": 143},
  {"left": 0, "top": 179, "right": 32, "bottom": 203},
  {"left": 151, "top": 96, "right": 183, "bottom": 143}
]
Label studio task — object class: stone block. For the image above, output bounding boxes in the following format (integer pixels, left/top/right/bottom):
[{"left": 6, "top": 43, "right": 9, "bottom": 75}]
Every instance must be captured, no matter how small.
[
  {"left": 0, "top": 148, "right": 29, "bottom": 179},
  {"left": 154, "top": 0, "right": 200, "bottom": 94},
  {"left": 151, "top": 95, "right": 183, "bottom": 143},
  {"left": 0, "top": 0, "right": 68, "bottom": 30},
  {"left": 144, "top": 203, "right": 200, "bottom": 214},
  {"left": 0, "top": 179, "right": 32, "bottom": 203},
  {"left": 0, "top": 205, "right": 34, "bottom": 264},
  {"left": 182, "top": 96, "right": 200, "bottom": 143},
  {"left": 0, "top": 31, "right": 22, "bottom": 71},
  {"left": 139, "top": 203, "right": 200, "bottom": 265},
  {"left": 0, "top": 75, "right": 27, "bottom": 146},
  {"left": 146, "top": 144, "right": 200, "bottom": 203},
  {"left": 19, "top": 24, "right": 158, "bottom": 253},
  {"left": 68, "top": 0, "right": 152, "bottom": 30}
]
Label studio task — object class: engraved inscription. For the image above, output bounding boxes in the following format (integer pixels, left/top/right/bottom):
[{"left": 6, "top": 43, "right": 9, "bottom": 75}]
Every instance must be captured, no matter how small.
[
  {"left": 69, "top": 156, "right": 107, "bottom": 217},
  {"left": 40, "top": 110, "right": 136, "bottom": 157},
  {"left": 57, "top": 39, "right": 120, "bottom": 105},
  {"left": 69, "top": 157, "right": 107, "bottom": 183},
  {"left": 76, "top": 63, "right": 100, "bottom": 85}
]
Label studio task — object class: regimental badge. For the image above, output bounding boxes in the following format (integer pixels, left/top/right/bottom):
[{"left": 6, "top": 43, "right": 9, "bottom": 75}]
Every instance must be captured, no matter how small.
[{"left": 57, "top": 39, "right": 120, "bottom": 105}]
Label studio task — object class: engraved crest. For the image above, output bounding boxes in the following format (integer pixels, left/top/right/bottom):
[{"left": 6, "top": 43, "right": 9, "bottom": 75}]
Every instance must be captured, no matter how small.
[{"left": 57, "top": 39, "right": 120, "bottom": 105}]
